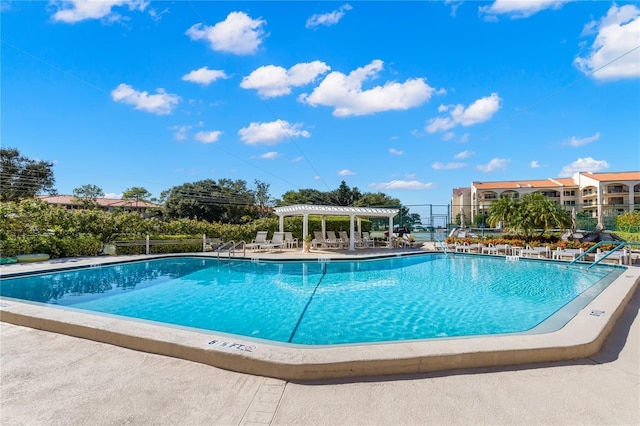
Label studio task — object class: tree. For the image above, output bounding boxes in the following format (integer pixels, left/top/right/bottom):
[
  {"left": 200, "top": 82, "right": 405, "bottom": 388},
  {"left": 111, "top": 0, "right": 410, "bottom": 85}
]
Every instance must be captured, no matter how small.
[
  {"left": 73, "top": 184, "right": 104, "bottom": 209},
  {"left": 488, "top": 193, "right": 571, "bottom": 238},
  {"left": 254, "top": 180, "right": 273, "bottom": 218},
  {"left": 163, "top": 179, "right": 256, "bottom": 223},
  {"left": 353, "top": 192, "right": 400, "bottom": 208},
  {"left": 487, "top": 195, "right": 518, "bottom": 231},
  {"left": 329, "top": 181, "right": 361, "bottom": 206},
  {"left": 280, "top": 188, "right": 330, "bottom": 205},
  {"left": 122, "top": 187, "right": 152, "bottom": 206},
  {"left": 0, "top": 147, "right": 57, "bottom": 201}
]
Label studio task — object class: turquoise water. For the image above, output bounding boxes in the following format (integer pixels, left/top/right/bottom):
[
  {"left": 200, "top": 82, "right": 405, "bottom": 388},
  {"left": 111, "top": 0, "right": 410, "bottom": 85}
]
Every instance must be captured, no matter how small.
[{"left": 0, "top": 255, "right": 623, "bottom": 345}]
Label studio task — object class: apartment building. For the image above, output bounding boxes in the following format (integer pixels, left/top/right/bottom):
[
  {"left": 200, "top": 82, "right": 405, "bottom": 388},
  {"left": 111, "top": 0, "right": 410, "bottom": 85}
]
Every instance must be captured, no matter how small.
[{"left": 451, "top": 171, "right": 640, "bottom": 227}]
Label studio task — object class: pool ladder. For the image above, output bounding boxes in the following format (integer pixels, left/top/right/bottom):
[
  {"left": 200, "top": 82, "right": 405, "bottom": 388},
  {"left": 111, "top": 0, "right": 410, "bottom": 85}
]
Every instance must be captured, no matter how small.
[{"left": 216, "top": 240, "right": 246, "bottom": 258}]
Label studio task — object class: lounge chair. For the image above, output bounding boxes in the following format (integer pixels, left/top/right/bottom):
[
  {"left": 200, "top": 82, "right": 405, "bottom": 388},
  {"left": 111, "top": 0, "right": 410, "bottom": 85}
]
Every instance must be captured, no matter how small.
[
  {"left": 520, "top": 245, "right": 551, "bottom": 258},
  {"left": 284, "top": 232, "right": 298, "bottom": 249},
  {"left": 245, "top": 231, "right": 268, "bottom": 251},
  {"left": 353, "top": 232, "right": 367, "bottom": 248},
  {"left": 552, "top": 248, "right": 583, "bottom": 261},
  {"left": 362, "top": 232, "right": 375, "bottom": 248},
  {"left": 325, "top": 231, "right": 343, "bottom": 248},
  {"left": 260, "top": 232, "right": 285, "bottom": 252},
  {"left": 595, "top": 249, "right": 629, "bottom": 265},
  {"left": 313, "top": 231, "right": 329, "bottom": 249},
  {"left": 481, "top": 243, "right": 497, "bottom": 255},
  {"left": 339, "top": 231, "right": 350, "bottom": 247}
]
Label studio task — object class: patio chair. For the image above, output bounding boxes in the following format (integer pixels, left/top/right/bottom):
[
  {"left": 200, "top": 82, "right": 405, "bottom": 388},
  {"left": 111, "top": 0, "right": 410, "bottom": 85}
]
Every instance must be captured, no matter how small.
[
  {"left": 260, "top": 232, "right": 285, "bottom": 252},
  {"left": 284, "top": 232, "right": 298, "bottom": 249},
  {"left": 552, "top": 248, "right": 583, "bottom": 261},
  {"left": 325, "top": 231, "right": 343, "bottom": 248},
  {"left": 353, "top": 232, "right": 366, "bottom": 248},
  {"left": 313, "top": 231, "right": 329, "bottom": 249},
  {"left": 362, "top": 232, "right": 375, "bottom": 248},
  {"left": 595, "top": 249, "right": 629, "bottom": 265},
  {"left": 245, "top": 231, "right": 268, "bottom": 251},
  {"left": 339, "top": 231, "right": 350, "bottom": 247}
]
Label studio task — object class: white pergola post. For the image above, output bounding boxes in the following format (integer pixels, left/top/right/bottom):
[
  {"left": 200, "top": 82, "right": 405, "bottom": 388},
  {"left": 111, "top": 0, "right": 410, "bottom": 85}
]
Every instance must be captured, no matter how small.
[
  {"left": 388, "top": 216, "right": 394, "bottom": 249},
  {"left": 349, "top": 214, "right": 355, "bottom": 251},
  {"left": 278, "top": 215, "right": 284, "bottom": 232},
  {"left": 357, "top": 218, "right": 362, "bottom": 234},
  {"left": 321, "top": 216, "right": 326, "bottom": 239},
  {"left": 302, "top": 213, "right": 309, "bottom": 253}
]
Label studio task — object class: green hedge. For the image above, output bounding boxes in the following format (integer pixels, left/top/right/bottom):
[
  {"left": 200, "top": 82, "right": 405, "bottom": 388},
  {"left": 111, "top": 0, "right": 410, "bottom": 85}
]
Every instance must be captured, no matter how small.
[{"left": 0, "top": 235, "right": 102, "bottom": 258}]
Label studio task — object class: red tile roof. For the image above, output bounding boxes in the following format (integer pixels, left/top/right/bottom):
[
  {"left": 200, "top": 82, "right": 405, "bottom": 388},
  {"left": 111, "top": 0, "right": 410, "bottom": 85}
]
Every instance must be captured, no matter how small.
[{"left": 38, "top": 195, "right": 159, "bottom": 209}]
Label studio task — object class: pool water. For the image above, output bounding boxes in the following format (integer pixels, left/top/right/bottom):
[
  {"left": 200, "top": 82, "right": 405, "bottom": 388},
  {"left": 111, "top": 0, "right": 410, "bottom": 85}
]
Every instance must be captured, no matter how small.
[{"left": 0, "top": 255, "right": 623, "bottom": 345}]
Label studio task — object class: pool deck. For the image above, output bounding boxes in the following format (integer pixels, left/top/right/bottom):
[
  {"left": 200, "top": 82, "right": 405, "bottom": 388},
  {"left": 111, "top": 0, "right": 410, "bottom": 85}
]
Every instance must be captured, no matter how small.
[{"left": 1, "top": 248, "right": 639, "bottom": 424}]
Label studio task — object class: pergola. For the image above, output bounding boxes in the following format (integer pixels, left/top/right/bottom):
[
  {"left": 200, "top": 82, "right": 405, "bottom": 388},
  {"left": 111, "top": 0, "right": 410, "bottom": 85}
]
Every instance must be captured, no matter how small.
[{"left": 273, "top": 204, "right": 399, "bottom": 251}]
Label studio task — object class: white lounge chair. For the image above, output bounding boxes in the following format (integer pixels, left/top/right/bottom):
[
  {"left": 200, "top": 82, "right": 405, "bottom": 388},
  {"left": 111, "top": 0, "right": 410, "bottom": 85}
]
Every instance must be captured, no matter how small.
[
  {"left": 352, "top": 232, "right": 366, "bottom": 248},
  {"left": 313, "top": 231, "right": 329, "bottom": 249},
  {"left": 595, "top": 249, "right": 629, "bottom": 265},
  {"left": 520, "top": 245, "right": 551, "bottom": 258},
  {"left": 362, "top": 232, "right": 375, "bottom": 248},
  {"left": 552, "top": 248, "right": 583, "bottom": 261},
  {"left": 325, "top": 231, "right": 343, "bottom": 248},
  {"left": 245, "top": 231, "right": 268, "bottom": 251},
  {"left": 260, "top": 232, "right": 285, "bottom": 252},
  {"left": 339, "top": 231, "right": 350, "bottom": 247}
]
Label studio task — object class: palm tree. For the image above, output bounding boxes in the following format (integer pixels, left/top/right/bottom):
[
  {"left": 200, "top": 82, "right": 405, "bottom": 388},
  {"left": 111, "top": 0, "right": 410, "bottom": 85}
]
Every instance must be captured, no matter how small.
[{"left": 488, "top": 195, "right": 518, "bottom": 232}]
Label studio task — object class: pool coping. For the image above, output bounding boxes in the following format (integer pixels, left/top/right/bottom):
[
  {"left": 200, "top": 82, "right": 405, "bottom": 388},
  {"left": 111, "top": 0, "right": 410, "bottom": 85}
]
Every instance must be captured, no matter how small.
[{"left": 1, "top": 253, "right": 639, "bottom": 381}]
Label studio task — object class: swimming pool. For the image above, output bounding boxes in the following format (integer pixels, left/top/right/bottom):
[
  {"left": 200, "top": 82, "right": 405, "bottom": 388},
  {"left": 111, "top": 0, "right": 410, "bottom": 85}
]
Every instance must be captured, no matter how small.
[{"left": 0, "top": 254, "right": 624, "bottom": 345}]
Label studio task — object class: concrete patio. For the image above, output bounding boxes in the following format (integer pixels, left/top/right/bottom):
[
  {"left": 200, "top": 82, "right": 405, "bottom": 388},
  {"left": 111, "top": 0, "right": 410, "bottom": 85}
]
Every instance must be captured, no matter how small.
[{"left": 1, "top": 250, "right": 638, "bottom": 425}]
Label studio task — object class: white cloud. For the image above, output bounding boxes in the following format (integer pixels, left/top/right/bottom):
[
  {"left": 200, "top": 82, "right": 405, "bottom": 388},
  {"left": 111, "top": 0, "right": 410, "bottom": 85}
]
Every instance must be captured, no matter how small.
[
  {"left": 559, "top": 157, "right": 610, "bottom": 177},
  {"left": 454, "top": 150, "right": 474, "bottom": 159},
  {"left": 292, "top": 156, "right": 304, "bottom": 162},
  {"left": 182, "top": 67, "right": 229, "bottom": 86},
  {"left": 306, "top": 4, "right": 352, "bottom": 28},
  {"left": 479, "top": 0, "right": 571, "bottom": 19},
  {"left": 299, "top": 60, "right": 436, "bottom": 117},
  {"left": 477, "top": 158, "right": 510, "bottom": 173},
  {"left": 459, "top": 133, "right": 470, "bottom": 143},
  {"left": 530, "top": 160, "right": 546, "bottom": 168},
  {"left": 338, "top": 169, "right": 355, "bottom": 176},
  {"left": 432, "top": 162, "right": 466, "bottom": 170},
  {"left": 111, "top": 83, "right": 179, "bottom": 115},
  {"left": 238, "top": 119, "right": 310, "bottom": 145},
  {"left": 564, "top": 132, "right": 601, "bottom": 147},
  {"left": 255, "top": 151, "right": 279, "bottom": 160},
  {"left": 241, "top": 61, "right": 330, "bottom": 98},
  {"left": 186, "top": 11, "right": 266, "bottom": 55},
  {"left": 426, "top": 93, "right": 502, "bottom": 133},
  {"left": 169, "top": 125, "right": 191, "bottom": 140},
  {"left": 574, "top": 4, "right": 640, "bottom": 81},
  {"left": 389, "top": 148, "right": 404, "bottom": 156},
  {"left": 369, "top": 180, "right": 434, "bottom": 190},
  {"left": 442, "top": 132, "right": 455, "bottom": 141},
  {"left": 194, "top": 130, "right": 222, "bottom": 144},
  {"left": 50, "top": 0, "right": 148, "bottom": 23}
]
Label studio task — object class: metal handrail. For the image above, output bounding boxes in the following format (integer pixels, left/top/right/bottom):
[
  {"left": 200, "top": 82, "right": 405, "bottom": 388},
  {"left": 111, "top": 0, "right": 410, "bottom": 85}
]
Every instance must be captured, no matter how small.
[
  {"left": 216, "top": 240, "right": 235, "bottom": 258},
  {"left": 589, "top": 242, "right": 627, "bottom": 268},
  {"left": 230, "top": 240, "right": 246, "bottom": 258},
  {"left": 567, "top": 240, "right": 637, "bottom": 268},
  {"left": 434, "top": 237, "right": 448, "bottom": 255}
]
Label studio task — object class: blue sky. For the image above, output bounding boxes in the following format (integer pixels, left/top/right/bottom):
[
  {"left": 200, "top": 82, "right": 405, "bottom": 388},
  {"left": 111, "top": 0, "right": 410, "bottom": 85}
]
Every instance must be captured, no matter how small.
[{"left": 2, "top": 1, "right": 639, "bottom": 217}]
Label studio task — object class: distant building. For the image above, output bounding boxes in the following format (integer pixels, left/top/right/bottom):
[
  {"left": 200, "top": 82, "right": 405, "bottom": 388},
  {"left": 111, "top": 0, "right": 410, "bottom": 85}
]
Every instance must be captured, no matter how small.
[
  {"left": 451, "top": 187, "right": 471, "bottom": 226},
  {"left": 38, "top": 195, "right": 159, "bottom": 214},
  {"left": 451, "top": 171, "right": 640, "bottom": 227}
]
